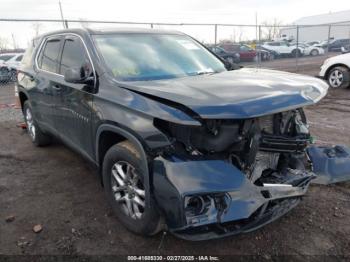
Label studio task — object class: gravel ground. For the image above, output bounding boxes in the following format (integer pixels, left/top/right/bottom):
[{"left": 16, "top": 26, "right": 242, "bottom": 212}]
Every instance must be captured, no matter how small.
[
  {"left": 0, "top": 83, "right": 23, "bottom": 123},
  {"left": 0, "top": 107, "right": 22, "bottom": 122}
]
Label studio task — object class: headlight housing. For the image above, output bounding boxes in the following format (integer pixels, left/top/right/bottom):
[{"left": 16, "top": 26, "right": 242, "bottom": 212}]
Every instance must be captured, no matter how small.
[{"left": 184, "top": 193, "right": 231, "bottom": 226}]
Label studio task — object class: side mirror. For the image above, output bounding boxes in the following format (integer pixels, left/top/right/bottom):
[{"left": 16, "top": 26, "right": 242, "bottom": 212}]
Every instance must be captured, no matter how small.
[
  {"left": 64, "top": 66, "right": 93, "bottom": 84},
  {"left": 224, "top": 60, "right": 240, "bottom": 71}
]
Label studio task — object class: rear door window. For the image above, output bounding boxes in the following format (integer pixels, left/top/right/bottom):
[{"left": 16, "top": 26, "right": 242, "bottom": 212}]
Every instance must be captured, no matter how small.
[{"left": 37, "top": 37, "right": 62, "bottom": 73}]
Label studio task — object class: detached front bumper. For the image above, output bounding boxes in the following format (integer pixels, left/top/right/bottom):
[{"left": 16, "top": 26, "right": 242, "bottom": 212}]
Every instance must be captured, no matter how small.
[{"left": 152, "top": 156, "right": 313, "bottom": 241}]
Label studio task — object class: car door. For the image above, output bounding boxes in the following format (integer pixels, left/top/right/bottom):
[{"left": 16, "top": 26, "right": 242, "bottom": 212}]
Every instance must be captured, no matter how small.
[
  {"left": 279, "top": 42, "right": 291, "bottom": 54},
  {"left": 240, "top": 45, "right": 256, "bottom": 60},
  {"left": 265, "top": 42, "right": 279, "bottom": 53},
  {"left": 330, "top": 40, "right": 340, "bottom": 51},
  {"left": 53, "top": 34, "right": 95, "bottom": 158},
  {"left": 34, "top": 36, "right": 64, "bottom": 130}
]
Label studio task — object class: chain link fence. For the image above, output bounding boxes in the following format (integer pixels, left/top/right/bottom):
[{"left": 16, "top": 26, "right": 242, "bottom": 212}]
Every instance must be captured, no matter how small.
[{"left": 1, "top": 19, "right": 350, "bottom": 87}]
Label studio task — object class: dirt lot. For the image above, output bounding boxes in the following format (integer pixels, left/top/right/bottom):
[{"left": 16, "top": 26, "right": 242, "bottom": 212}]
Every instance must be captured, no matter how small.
[{"left": 1, "top": 58, "right": 350, "bottom": 260}]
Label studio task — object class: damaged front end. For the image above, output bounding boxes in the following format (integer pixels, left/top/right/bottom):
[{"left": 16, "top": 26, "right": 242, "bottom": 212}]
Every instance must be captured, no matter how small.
[{"left": 152, "top": 109, "right": 317, "bottom": 240}]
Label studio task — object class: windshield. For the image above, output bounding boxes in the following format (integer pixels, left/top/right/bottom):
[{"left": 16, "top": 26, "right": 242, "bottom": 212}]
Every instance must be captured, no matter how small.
[{"left": 93, "top": 33, "right": 226, "bottom": 81}]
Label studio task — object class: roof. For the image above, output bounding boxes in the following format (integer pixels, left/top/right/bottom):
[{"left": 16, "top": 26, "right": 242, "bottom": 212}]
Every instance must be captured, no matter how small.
[
  {"left": 294, "top": 9, "right": 350, "bottom": 25},
  {"left": 86, "top": 27, "right": 184, "bottom": 35},
  {"left": 37, "top": 27, "right": 184, "bottom": 39}
]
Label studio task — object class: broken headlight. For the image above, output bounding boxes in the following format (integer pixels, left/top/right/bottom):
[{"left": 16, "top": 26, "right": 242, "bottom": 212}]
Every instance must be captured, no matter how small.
[
  {"left": 184, "top": 194, "right": 231, "bottom": 226},
  {"left": 154, "top": 118, "right": 243, "bottom": 154}
]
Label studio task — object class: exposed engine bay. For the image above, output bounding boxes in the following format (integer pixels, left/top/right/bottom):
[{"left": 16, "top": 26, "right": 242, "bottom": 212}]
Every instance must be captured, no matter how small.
[{"left": 155, "top": 108, "right": 312, "bottom": 185}]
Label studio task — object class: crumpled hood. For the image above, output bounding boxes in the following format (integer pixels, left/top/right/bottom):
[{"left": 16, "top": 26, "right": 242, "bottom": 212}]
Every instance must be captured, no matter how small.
[{"left": 121, "top": 68, "right": 328, "bottom": 119}]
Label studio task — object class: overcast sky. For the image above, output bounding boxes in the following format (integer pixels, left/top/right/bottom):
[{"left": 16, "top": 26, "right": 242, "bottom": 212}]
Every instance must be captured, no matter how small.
[{"left": 1, "top": 0, "right": 350, "bottom": 48}]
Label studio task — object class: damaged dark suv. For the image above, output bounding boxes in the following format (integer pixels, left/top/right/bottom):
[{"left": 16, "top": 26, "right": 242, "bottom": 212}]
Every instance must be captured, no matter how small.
[{"left": 18, "top": 28, "right": 346, "bottom": 240}]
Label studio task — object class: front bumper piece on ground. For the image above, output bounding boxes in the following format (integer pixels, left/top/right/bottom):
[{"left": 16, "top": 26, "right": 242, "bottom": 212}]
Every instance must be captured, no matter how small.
[
  {"left": 308, "top": 145, "right": 350, "bottom": 184},
  {"left": 152, "top": 156, "right": 314, "bottom": 241}
]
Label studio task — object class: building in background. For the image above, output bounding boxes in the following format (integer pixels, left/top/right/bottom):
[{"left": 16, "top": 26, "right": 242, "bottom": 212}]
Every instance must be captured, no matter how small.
[{"left": 279, "top": 10, "right": 350, "bottom": 42}]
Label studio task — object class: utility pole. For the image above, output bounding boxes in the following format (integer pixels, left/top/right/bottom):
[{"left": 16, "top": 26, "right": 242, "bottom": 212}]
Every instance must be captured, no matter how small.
[
  {"left": 58, "top": 1, "right": 67, "bottom": 29},
  {"left": 255, "top": 12, "right": 259, "bottom": 68},
  {"left": 11, "top": 33, "right": 17, "bottom": 49}
]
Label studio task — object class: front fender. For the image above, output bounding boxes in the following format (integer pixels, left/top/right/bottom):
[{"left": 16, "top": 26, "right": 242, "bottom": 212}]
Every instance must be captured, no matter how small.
[{"left": 95, "top": 124, "right": 152, "bottom": 209}]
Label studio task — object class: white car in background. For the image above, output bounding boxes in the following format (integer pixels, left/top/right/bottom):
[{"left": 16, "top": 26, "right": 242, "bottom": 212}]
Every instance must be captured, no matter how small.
[
  {"left": 3, "top": 53, "right": 23, "bottom": 70},
  {"left": 319, "top": 53, "right": 350, "bottom": 88},
  {"left": 291, "top": 43, "right": 325, "bottom": 56},
  {"left": 262, "top": 41, "right": 305, "bottom": 57},
  {"left": 0, "top": 53, "right": 23, "bottom": 82}
]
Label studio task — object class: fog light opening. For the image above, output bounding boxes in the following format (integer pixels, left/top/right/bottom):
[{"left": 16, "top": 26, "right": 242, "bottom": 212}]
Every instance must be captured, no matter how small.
[{"left": 185, "top": 196, "right": 206, "bottom": 217}]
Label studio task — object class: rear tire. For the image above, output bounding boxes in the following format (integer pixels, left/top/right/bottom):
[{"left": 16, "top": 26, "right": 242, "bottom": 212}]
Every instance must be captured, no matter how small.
[
  {"left": 310, "top": 49, "right": 319, "bottom": 56},
  {"left": 23, "top": 101, "right": 51, "bottom": 146},
  {"left": 102, "top": 141, "right": 162, "bottom": 236},
  {"left": 327, "top": 66, "right": 350, "bottom": 88}
]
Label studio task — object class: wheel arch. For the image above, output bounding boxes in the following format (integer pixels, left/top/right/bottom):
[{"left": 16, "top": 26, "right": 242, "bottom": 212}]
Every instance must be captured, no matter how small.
[
  {"left": 325, "top": 63, "right": 350, "bottom": 79},
  {"left": 96, "top": 123, "right": 152, "bottom": 208},
  {"left": 95, "top": 123, "right": 150, "bottom": 190},
  {"left": 96, "top": 123, "right": 149, "bottom": 165},
  {"left": 18, "top": 91, "right": 28, "bottom": 112}
]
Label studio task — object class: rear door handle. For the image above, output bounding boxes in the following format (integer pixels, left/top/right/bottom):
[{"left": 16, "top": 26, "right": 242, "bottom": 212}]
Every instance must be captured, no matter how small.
[{"left": 52, "top": 85, "right": 61, "bottom": 90}]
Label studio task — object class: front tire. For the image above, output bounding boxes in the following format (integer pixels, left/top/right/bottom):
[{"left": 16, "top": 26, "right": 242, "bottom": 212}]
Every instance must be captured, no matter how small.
[
  {"left": 291, "top": 49, "right": 301, "bottom": 57},
  {"left": 23, "top": 101, "right": 51, "bottom": 146},
  {"left": 327, "top": 66, "right": 350, "bottom": 88},
  {"left": 102, "top": 141, "right": 162, "bottom": 236}
]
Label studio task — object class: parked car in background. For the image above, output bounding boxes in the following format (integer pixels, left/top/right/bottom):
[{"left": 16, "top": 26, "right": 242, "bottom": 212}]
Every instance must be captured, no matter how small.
[
  {"left": 208, "top": 46, "right": 240, "bottom": 64},
  {"left": 4, "top": 53, "right": 23, "bottom": 70},
  {"left": 319, "top": 52, "right": 350, "bottom": 88},
  {"left": 329, "top": 39, "right": 350, "bottom": 52},
  {"left": 262, "top": 41, "right": 304, "bottom": 57},
  {"left": 0, "top": 65, "right": 10, "bottom": 82},
  {"left": 218, "top": 43, "right": 257, "bottom": 61},
  {"left": 256, "top": 45, "right": 280, "bottom": 60},
  {"left": 0, "top": 53, "right": 23, "bottom": 82},
  {"left": 314, "top": 40, "right": 329, "bottom": 49},
  {"left": 316, "top": 39, "right": 350, "bottom": 52},
  {"left": 307, "top": 41, "right": 321, "bottom": 46},
  {"left": 0, "top": 53, "right": 19, "bottom": 62},
  {"left": 2, "top": 53, "right": 23, "bottom": 81},
  {"left": 290, "top": 43, "right": 324, "bottom": 56},
  {"left": 341, "top": 45, "right": 350, "bottom": 54}
]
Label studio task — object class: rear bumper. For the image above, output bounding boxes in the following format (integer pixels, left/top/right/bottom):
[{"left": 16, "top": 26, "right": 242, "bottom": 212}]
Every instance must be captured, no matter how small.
[{"left": 152, "top": 156, "right": 313, "bottom": 241}]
